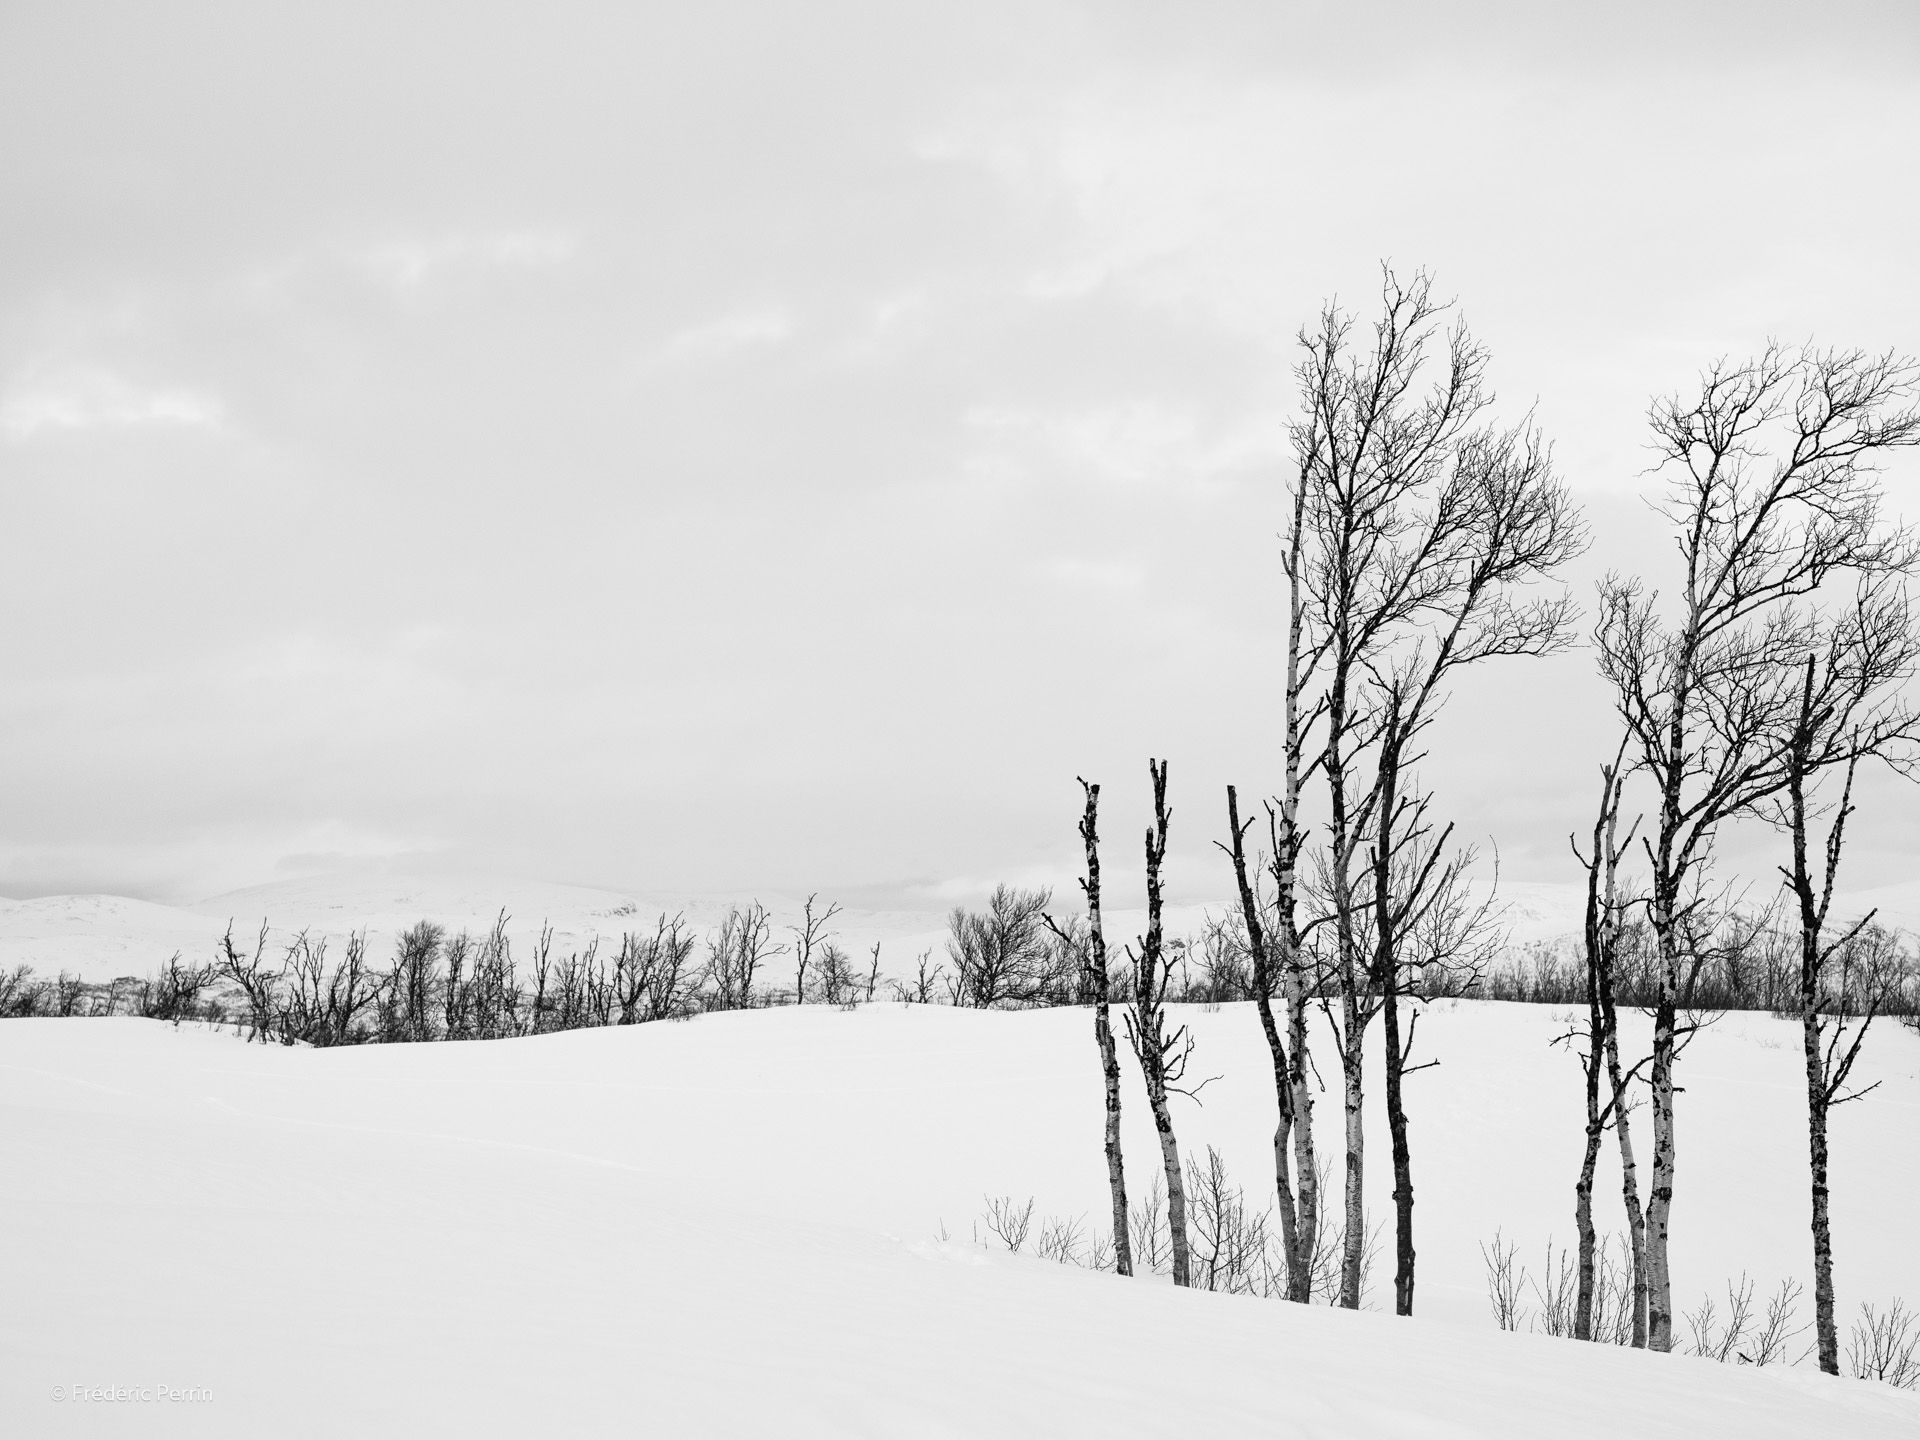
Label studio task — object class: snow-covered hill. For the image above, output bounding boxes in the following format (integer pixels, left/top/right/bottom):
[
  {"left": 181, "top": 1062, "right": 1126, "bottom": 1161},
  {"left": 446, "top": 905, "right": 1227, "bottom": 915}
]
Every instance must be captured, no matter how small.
[{"left": 3, "top": 1000, "right": 1917, "bottom": 1436}]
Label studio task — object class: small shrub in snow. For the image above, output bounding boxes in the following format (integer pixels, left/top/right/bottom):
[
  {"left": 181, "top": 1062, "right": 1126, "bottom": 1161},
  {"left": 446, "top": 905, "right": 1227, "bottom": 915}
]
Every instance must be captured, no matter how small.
[
  {"left": 1481, "top": 1231, "right": 1525, "bottom": 1331},
  {"left": 138, "top": 953, "right": 219, "bottom": 1024},
  {"left": 982, "top": 1195, "right": 1035, "bottom": 1253},
  {"left": 1848, "top": 1299, "right": 1920, "bottom": 1389},
  {"left": 1034, "top": 1214, "right": 1086, "bottom": 1266},
  {"left": 0, "top": 963, "right": 50, "bottom": 1017}
]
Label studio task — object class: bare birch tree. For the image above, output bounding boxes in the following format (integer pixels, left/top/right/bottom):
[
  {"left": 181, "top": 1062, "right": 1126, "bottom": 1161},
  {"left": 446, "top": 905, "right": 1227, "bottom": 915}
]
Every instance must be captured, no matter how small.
[
  {"left": 1224, "top": 784, "right": 1305, "bottom": 1297},
  {"left": 1566, "top": 746, "right": 1650, "bottom": 1344},
  {"left": 1596, "top": 342, "right": 1920, "bottom": 1350},
  {"left": 1362, "top": 443, "right": 1582, "bottom": 1314},
  {"left": 1287, "top": 266, "right": 1582, "bottom": 1310},
  {"left": 1124, "top": 758, "right": 1194, "bottom": 1286},
  {"left": 1771, "top": 583, "right": 1920, "bottom": 1372},
  {"left": 1047, "top": 778, "right": 1132, "bottom": 1276},
  {"left": 1227, "top": 431, "right": 1329, "bottom": 1304}
]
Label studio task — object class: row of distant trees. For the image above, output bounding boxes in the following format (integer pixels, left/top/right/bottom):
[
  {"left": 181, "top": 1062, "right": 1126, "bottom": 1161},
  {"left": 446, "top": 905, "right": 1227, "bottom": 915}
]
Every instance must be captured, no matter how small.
[
  {"left": 6, "top": 880, "right": 1916, "bottom": 1035},
  {"left": 0, "top": 898, "right": 896, "bottom": 1040}
]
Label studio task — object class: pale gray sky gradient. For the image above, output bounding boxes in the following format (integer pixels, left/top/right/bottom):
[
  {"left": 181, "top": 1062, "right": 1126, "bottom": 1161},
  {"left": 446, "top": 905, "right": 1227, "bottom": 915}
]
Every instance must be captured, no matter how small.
[{"left": 3, "top": 2, "right": 1919, "bottom": 904}]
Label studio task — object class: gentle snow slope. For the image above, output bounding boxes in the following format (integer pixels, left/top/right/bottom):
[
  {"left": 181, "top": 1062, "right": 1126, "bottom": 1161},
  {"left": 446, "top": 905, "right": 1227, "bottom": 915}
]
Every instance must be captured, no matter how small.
[{"left": 3, "top": 1006, "right": 1918, "bottom": 1437}]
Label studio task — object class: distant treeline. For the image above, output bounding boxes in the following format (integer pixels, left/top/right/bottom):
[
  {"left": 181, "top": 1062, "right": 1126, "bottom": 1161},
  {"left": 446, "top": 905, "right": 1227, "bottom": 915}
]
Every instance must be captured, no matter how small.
[{"left": 3, "top": 882, "right": 1917, "bottom": 1043}]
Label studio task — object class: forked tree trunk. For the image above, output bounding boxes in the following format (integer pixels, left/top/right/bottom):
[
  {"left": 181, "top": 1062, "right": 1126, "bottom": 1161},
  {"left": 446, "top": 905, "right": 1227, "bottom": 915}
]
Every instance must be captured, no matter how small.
[
  {"left": 1573, "top": 754, "right": 1630, "bottom": 1341},
  {"left": 1225, "top": 786, "right": 1300, "bottom": 1289},
  {"left": 1131, "top": 759, "right": 1190, "bottom": 1286}
]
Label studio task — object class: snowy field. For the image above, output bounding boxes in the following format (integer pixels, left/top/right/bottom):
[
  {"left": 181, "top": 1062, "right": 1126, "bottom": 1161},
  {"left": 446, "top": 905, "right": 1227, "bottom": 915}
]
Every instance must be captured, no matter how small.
[{"left": 4, "top": 993, "right": 1918, "bottom": 1436}]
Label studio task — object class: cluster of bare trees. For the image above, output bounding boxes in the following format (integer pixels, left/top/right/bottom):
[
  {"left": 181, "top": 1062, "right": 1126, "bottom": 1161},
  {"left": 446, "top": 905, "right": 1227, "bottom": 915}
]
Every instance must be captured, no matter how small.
[
  {"left": 1485, "top": 917, "right": 1920, "bottom": 1017},
  {"left": 1033, "top": 757, "right": 1218, "bottom": 1291},
  {"left": 1, "top": 953, "right": 222, "bottom": 1023},
  {"left": 1202, "top": 270, "right": 1582, "bottom": 1318},
  {"left": 220, "top": 910, "right": 708, "bottom": 1044},
  {"left": 1, "top": 897, "right": 901, "bottom": 1042},
  {"left": 1564, "top": 342, "right": 1920, "bottom": 1370},
  {"left": 1036, "top": 269, "right": 1919, "bottom": 1390}
]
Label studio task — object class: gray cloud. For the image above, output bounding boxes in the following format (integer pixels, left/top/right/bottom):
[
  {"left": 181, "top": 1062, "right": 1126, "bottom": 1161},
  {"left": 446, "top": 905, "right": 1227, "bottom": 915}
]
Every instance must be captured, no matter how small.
[{"left": 3, "top": 2, "right": 1917, "bottom": 904}]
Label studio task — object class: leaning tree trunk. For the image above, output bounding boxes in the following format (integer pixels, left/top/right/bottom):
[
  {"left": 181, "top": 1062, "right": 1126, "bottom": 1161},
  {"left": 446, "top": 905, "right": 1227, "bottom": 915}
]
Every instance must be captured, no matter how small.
[{"left": 1076, "top": 779, "right": 1132, "bottom": 1277}]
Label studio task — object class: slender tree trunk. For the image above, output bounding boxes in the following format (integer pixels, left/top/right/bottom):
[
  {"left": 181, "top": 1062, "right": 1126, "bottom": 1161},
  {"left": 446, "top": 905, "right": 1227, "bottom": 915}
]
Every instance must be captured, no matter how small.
[
  {"left": 1805, "top": 1007, "right": 1838, "bottom": 1372},
  {"left": 1380, "top": 976, "right": 1414, "bottom": 1314},
  {"left": 1339, "top": 1013, "right": 1366, "bottom": 1309},
  {"left": 1645, "top": 987, "right": 1678, "bottom": 1352},
  {"left": 1132, "top": 759, "right": 1190, "bottom": 1287},
  {"left": 1602, "top": 1012, "right": 1649, "bottom": 1347},
  {"left": 1786, "top": 703, "right": 1853, "bottom": 1376},
  {"left": 1096, "top": 1004, "right": 1131, "bottom": 1277},
  {"left": 1286, "top": 953, "right": 1319, "bottom": 1301},
  {"left": 1275, "top": 477, "right": 1320, "bottom": 1302},
  {"left": 1076, "top": 780, "right": 1132, "bottom": 1277},
  {"left": 1573, "top": 755, "right": 1629, "bottom": 1341},
  {"left": 1150, "top": 1081, "right": 1191, "bottom": 1286},
  {"left": 1226, "top": 786, "right": 1300, "bottom": 1287},
  {"left": 1325, "top": 649, "right": 1369, "bottom": 1311},
  {"left": 1573, "top": 866, "right": 1603, "bottom": 1341},
  {"left": 1370, "top": 724, "right": 1415, "bottom": 1315},
  {"left": 1573, "top": 1117, "right": 1600, "bottom": 1339}
]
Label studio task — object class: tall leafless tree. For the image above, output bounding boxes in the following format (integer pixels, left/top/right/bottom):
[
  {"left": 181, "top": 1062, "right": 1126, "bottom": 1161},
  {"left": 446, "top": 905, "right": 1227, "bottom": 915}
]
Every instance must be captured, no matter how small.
[
  {"left": 1047, "top": 779, "right": 1133, "bottom": 1276},
  {"left": 1595, "top": 342, "right": 1920, "bottom": 1350},
  {"left": 1771, "top": 582, "right": 1920, "bottom": 1373},
  {"left": 1286, "top": 266, "right": 1582, "bottom": 1310}
]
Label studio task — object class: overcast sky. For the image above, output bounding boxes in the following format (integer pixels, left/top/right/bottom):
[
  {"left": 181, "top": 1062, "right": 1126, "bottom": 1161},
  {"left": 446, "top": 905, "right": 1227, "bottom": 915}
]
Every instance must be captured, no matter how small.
[{"left": 3, "top": 2, "right": 1919, "bottom": 906}]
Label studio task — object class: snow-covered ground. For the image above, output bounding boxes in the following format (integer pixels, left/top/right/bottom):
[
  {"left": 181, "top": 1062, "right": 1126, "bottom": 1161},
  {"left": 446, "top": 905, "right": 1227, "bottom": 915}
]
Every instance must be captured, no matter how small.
[{"left": 4, "top": 994, "right": 1918, "bottom": 1436}]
